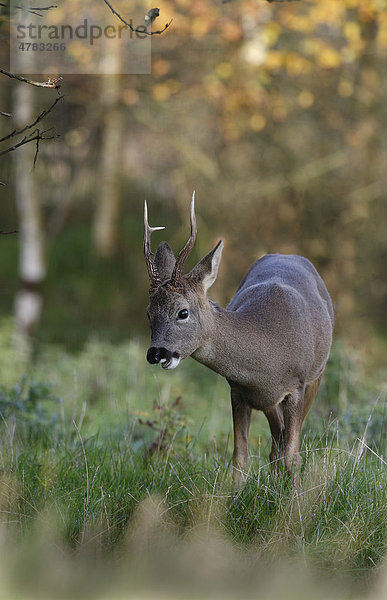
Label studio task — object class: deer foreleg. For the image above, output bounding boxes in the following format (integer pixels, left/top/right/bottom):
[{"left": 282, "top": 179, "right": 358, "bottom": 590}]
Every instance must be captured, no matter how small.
[
  {"left": 231, "top": 387, "right": 251, "bottom": 488},
  {"left": 264, "top": 404, "right": 285, "bottom": 468}
]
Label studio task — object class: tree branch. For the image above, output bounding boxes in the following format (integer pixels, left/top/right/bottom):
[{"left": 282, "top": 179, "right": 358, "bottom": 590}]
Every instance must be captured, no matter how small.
[
  {"left": 0, "top": 3, "right": 57, "bottom": 18},
  {"left": 0, "top": 94, "right": 63, "bottom": 143},
  {"left": 102, "top": 0, "right": 172, "bottom": 36},
  {"left": 0, "top": 69, "right": 62, "bottom": 89},
  {"left": 0, "top": 127, "right": 59, "bottom": 159},
  {"left": 0, "top": 74, "right": 63, "bottom": 171}
]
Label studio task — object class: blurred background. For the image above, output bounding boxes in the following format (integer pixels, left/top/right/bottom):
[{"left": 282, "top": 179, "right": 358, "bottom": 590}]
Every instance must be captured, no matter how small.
[
  {"left": 0, "top": 5, "right": 386, "bottom": 597},
  {"left": 0, "top": 0, "right": 386, "bottom": 356}
]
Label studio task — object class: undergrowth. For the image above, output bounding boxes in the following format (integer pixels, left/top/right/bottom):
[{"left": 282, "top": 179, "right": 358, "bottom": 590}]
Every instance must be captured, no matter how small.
[{"left": 0, "top": 325, "right": 385, "bottom": 598}]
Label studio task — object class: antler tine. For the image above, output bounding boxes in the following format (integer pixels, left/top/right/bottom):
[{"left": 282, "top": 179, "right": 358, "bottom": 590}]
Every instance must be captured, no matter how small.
[
  {"left": 170, "top": 191, "right": 197, "bottom": 286},
  {"left": 144, "top": 200, "right": 165, "bottom": 291}
]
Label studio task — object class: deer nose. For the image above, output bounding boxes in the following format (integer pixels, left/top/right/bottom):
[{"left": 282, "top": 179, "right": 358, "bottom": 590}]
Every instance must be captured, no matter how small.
[{"left": 147, "top": 346, "right": 170, "bottom": 364}]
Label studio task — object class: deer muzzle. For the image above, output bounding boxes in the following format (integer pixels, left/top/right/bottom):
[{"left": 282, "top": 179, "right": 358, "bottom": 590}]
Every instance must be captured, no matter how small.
[{"left": 147, "top": 346, "right": 181, "bottom": 369}]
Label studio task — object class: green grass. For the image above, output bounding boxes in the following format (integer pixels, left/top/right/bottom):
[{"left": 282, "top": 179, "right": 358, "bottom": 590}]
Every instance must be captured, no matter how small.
[{"left": 0, "top": 319, "right": 385, "bottom": 599}]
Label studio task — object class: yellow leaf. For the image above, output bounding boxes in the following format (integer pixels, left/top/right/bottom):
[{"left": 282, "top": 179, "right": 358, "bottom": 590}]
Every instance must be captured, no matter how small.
[
  {"left": 297, "top": 90, "right": 315, "bottom": 108},
  {"left": 249, "top": 114, "right": 266, "bottom": 132},
  {"left": 191, "top": 16, "right": 212, "bottom": 38},
  {"left": 317, "top": 47, "right": 341, "bottom": 69},
  {"left": 263, "top": 22, "right": 282, "bottom": 45},
  {"left": 338, "top": 80, "right": 354, "bottom": 97},
  {"left": 286, "top": 15, "right": 313, "bottom": 34},
  {"left": 265, "top": 50, "right": 283, "bottom": 70},
  {"left": 153, "top": 59, "right": 170, "bottom": 78},
  {"left": 344, "top": 21, "right": 361, "bottom": 42},
  {"left": 216, "top": 62, "right": 233, "bottom": 80},
  {"left": 285, "top": 52, "right": 313, "bottom": 76},
  {"left": 165, "top": 79, "right": 181, "bottom": 94},
  {"left": 152, "top": 83, "right": 171, "bottom": 102}
]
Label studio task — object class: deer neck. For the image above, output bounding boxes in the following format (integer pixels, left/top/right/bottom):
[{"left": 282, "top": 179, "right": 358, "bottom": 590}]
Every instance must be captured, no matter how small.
[{"left": 192, "top": 302, "right": 258, "bottom": 384}]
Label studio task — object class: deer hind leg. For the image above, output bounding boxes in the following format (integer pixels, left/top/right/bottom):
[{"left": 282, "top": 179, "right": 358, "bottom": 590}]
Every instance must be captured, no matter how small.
[
  {"left": 281, "top": 386, "right": 306, "bottom": 482},
  {"left": 230, "top": 387, "right": 252, "bottom": 489},
  {"left": 264, "top": 404, "right": 285, "bottom": 469}
]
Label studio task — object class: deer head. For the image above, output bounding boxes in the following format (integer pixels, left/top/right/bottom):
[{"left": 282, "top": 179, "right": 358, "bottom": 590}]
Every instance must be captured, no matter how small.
[{"left": 144, "top": 192, "right": 223, "bottom": 369}]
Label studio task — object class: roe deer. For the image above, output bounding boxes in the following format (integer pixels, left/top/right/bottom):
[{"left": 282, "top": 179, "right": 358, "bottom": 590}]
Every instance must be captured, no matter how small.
[{"left": 144, "top": 193, "right": 334, "bottom": 486}]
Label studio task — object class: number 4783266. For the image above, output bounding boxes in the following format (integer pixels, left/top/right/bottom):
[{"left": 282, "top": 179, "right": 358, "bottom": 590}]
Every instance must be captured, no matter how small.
[{"left": 19, "top": 42, "right": 66, "bottom": 51}]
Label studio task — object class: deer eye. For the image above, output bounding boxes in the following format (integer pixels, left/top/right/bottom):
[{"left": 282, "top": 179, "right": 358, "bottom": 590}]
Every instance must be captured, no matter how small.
[{"left": 177, "top": 309, "right": 189, "bottom": 320}]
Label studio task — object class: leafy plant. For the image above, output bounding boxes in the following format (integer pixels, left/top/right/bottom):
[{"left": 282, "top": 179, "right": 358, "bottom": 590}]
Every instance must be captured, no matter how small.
[{"left": 0, "top": 377, "right": 60, "bottom": 443}]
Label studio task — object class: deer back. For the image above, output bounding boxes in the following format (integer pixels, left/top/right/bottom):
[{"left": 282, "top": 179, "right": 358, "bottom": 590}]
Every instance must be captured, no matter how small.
[{"left": 227, "top": 253, "right": 334, "bottom": 387}]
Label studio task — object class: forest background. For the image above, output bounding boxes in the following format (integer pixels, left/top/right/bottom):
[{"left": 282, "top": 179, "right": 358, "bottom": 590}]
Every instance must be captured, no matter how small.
[
  {"left": 0, "top": 0, "right": 386, "bottom": 357},
  {"left": 0, "top": 2, "right": 386, "bottom": 597}
]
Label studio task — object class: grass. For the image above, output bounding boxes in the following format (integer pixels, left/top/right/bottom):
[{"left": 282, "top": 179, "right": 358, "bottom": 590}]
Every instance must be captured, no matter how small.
[{"left": 0, "top": 319, "right": 385, "bottom": 599}]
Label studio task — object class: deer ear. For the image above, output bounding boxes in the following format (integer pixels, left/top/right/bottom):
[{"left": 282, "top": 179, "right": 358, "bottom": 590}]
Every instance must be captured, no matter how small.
[
  {"left": 154, "top": 241, "right": 176, "bottom": 282},
  {"left": 187, "top": 240, "right": 223, "bottom": 293}
]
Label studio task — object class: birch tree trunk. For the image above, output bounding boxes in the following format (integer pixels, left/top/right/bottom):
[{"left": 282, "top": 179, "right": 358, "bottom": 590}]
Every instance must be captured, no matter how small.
[
  {"left": 13, "top": 82, "right": 46, "bottom": 358},
  {"left": 92, "top": 37, "right": 124, "bottom": 258}
]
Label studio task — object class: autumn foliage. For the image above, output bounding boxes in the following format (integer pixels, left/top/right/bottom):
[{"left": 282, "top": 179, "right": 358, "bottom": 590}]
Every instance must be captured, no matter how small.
[{"left": 0, "top": 0, "right": 385, "bottom": 345}]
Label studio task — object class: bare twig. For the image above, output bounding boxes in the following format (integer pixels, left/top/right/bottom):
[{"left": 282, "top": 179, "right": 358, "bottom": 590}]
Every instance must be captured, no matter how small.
[
  {"left": 22, "top": 4, "right": 57, "bottom": 9},
  {"left": 0, "top": 229, "right": 18, "bottom": 234},
  {"left": 0, "top": 3, "right": 57, "bottom": 17},
  {"left": 0, "top": 127, "right": 59, "bottom": 158},
  {"left": 33, "top": 128, "right": 40, "bottom": 167},
  {"left": 0, "top": 94, "right": 63, "bottom": 143},
  {"left": 102, "top": 0, "right": 172, "bottom": 36},
  {"left": 0, "top": 69, "right": 62, "bottom": 89},
  {"left": 1, "top": 111, "right": 11, "bottom": 117}
]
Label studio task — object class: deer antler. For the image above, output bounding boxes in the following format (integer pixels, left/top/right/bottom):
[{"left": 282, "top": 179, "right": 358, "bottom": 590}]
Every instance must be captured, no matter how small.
[
  {"left": 144, "top": 200, "right": 165, "bottom": 293},
  {"left": 169, "top": 191, "right": 197, "bottom": 287}
]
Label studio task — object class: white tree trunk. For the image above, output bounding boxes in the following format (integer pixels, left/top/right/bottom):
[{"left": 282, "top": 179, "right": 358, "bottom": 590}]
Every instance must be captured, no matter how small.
[{"left": 13, "top": 82, "right": 46, "bottom": 356}]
